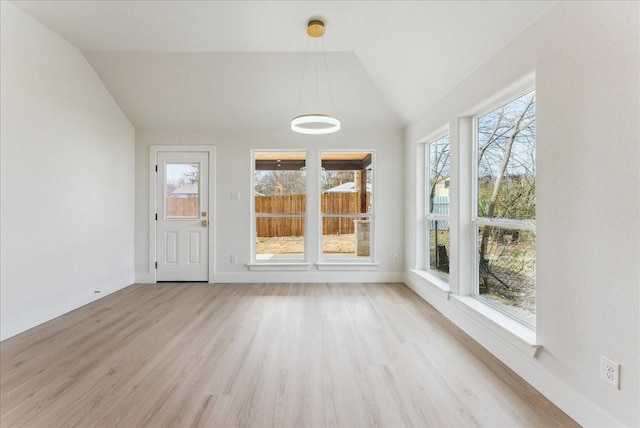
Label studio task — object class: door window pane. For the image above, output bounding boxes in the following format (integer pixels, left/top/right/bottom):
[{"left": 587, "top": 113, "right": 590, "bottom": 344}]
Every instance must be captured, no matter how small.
[{"left": 166, "top": 163, "right": 199, "bottom": 218}]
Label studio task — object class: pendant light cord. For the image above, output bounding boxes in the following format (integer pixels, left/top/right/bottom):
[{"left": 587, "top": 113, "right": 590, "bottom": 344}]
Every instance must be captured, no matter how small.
[
  {"left": 296, "top": 36, "right": 311, "bottom": 114},
  {"left": 315, "top": 37, "right": 319, "bottom": 112},
  {"left": 321, "top": 37, "right": 335, "bottom": 115},
  {"left": 296, "top": 30, "right": 333, "bottom": 114}
]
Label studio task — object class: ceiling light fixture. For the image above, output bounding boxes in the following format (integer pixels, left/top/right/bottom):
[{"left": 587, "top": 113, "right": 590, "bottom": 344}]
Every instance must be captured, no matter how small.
[{"left": 291, "top": 19, "right": 340, "bottom": 135}]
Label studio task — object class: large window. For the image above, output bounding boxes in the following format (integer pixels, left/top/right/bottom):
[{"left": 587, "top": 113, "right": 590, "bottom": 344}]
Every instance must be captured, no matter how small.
[
  {"left": 426, "top": 135, "right": 450, "bottom": 279},
  {"left": 253, "top": 151, "right": 306, "bottom": 261},
  {"left": 474, "top": 90, "right": 536, "bottom": 327},
  {"left": 321, "top": 151, "right": 373, "bottom": 260}
]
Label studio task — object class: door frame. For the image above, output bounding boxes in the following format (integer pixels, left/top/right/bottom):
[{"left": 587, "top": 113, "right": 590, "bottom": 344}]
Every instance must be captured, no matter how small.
[{"left": 149, "top": 145, "right": 216, "bottom": 283}]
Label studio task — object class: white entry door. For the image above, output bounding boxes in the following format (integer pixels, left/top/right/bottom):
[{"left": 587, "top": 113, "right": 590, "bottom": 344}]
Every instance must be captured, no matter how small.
[{"left": 156, "top": 152, "right": 209, "bottom": 281}]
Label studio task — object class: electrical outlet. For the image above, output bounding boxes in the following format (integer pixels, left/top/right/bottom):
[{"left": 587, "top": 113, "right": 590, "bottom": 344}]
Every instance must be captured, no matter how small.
[
  {"left": 230, "top": 255, "right": 238, "bottom": 263},
  {"left": 393, "top": 255, "right": 399, "bottom": 263},
  {"left": 600, "top": 356, "right": 620, "bottom": 389}
]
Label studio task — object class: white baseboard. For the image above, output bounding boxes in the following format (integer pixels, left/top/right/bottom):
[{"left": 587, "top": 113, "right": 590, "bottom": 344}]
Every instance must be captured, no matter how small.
[
  {"left": 1, "top": 277, "right": 133, "bottom": 341},
  {"left": 137, "top": 269, "right": 404, "bottom": 284},
  {"left": 403, "top": 272, "right": 622, "bottom": 428},
  {"left": 212, "top": 270, "right": 404, "bottom": 283},
  {"left": 135, "top": 273, "right": 156, "bottom": 284}
]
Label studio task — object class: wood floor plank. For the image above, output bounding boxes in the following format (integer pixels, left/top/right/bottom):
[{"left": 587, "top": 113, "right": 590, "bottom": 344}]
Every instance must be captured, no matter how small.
[{"left": 1, "top": 282, "right": 578, "bottom": 427}]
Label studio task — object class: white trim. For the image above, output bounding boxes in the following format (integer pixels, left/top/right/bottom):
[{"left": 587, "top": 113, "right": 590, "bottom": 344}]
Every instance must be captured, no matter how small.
[
  {"left": 474, "top": 217, "right": 536, "bottom": 231},
  {"left": 321, "top": 213, "right": 371, "bottom": 219},
  {"left": 149, "top": 145, "right": 216, "bottom": 283},
  {"left": 425, "top": 214, "right": 449, "bottom": 221},
  {"left": 247, "top": 263, "right": 311, "bottom": 271},
  {"left": 319, "top": 149, "right": 376, "bottom": 264},
  {"left": 214, "top": 271, "right": 403, "bottom": 283},
  {"left": 470, "top": 84, "right": 537, "bottom": 329},
  {"left": 424, "top": 134, "right": 451, "bottom": 281},
  {"left": 461, "top": 72, "right": 536, "bottom": 118},
  {"left": 414, "top": 142, "right": 427, "bottom": 270},
  {"left": 255, "top": 213, "right": 306, "bottom": 218},
  {"left": 316, "top": 262, "right": 379, "bottom": 271},
  {"left": 251, "top": 149, "right": 309, "bottom": 264},
  {"left": 417, "top": 124, "right": 450, "bottom": 145},
  {"left": 135, "top": 273, "right": 156, "bottom": 284},
  {"left": 410, "top": 269, "right": 450, "bottom": 292},
  {"left": 452, "top": 295, "right": 538, "bottom": 349}
]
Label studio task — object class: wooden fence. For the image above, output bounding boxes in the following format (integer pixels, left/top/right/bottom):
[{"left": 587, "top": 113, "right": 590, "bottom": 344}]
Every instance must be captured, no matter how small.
[
  {"left": 167, "top": 197, "right": 198, "bottom": 217},
  {"left": 166, "top": 193, "right": 370, "bottom": 237},
  {"left": 256, "top": 193, "right": 370, "bottom": 237}
]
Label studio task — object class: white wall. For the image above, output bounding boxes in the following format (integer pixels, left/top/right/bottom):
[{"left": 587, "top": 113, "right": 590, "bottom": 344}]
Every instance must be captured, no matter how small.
[
  {"left": 404, "top": 2, "right": 639, "bottom": 426},
  {"left": 0, "top": 2, "right": 136, "bottom": 340},
  {"left": 135, "top": 129, "right": 404, "bottom": 284}
]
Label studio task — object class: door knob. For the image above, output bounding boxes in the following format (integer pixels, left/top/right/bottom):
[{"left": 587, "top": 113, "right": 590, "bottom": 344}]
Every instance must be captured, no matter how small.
[{"left": 201, "top": 220, "right": 208, "bottom": 227}]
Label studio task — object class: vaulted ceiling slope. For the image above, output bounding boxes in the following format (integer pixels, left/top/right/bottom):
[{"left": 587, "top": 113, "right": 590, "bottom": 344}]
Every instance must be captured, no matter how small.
[{"left": 13, "top": 1, "right": 557, "bottom": 131}]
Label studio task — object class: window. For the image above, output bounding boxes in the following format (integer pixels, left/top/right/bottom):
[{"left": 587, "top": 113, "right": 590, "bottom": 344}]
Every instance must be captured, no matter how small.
[
  {"left": 253, "top": 151, "right": 306, "bottom": 261},
  {"left": 165, "top": 163, "right": 200, "bottom": 218},
  {"left": 426, "top": 135, "right": 450, "bottom": 280},
  {"left": 473, "top": 90, "right": 536, "bottom": 327},
  {"left": 320, "top": 151, "right": 373, "bottom": 260}
]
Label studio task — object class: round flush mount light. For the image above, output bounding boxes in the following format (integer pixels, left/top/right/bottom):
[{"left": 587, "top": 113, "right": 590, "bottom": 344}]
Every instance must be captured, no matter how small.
[{"left": 291, "top": 114, "right": 341, "bottom": 135}]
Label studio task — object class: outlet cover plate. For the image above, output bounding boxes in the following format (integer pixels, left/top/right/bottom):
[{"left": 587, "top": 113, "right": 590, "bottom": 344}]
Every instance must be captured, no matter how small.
[{"left": 600, "top": 356, "right": 620, "bottom": 389}]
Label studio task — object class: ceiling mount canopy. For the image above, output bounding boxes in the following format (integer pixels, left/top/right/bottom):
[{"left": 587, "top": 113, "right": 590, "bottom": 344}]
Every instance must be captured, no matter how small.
[
  {"left": 291, "top": 19, "right": 340, "bottom": 135},
  {"left": 306, "top": 20, "right": 326, "bottom": 38}
]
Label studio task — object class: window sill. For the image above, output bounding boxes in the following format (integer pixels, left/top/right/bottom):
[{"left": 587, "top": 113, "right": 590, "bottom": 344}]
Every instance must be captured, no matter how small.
[
  {"left": 452, "top": 295, "right": 541, "bottom": 357},
  {"left": 316, "top": 262, "right": 379, "bottom": 271},
  {"left": 410, "top": 269, "right": 450, "bottom": 292},
  {"left": 247, "top": 263, "right": 312, "bottom": 271}
]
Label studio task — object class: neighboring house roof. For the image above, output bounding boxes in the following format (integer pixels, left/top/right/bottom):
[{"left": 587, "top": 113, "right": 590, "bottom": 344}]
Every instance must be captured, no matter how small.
[
  {"left": 324, "top": 182, "right": 372, "bottom": 194},
  {"left": 170, "top": 183, "right": 198, "bottom": 195}
]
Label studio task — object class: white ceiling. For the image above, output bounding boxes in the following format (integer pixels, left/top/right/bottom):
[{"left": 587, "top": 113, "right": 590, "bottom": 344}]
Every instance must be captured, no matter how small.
[{"left": 13, "top": 1, "right": 557, "bottom": 131}]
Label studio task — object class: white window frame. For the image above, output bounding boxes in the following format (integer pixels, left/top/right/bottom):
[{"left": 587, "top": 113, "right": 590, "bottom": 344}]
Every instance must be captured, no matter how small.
[
  {"left": 471, "top": 87, "right": 537, "bottom": 329},
  {"left": 249, "top": 149, "right": 310, "bottom": 269},
  {"left": 425, "top": 134, "right": 451, "bottom": 282},
  {"left": 318, "top": 150, "right": 375, "bottom": 264}
]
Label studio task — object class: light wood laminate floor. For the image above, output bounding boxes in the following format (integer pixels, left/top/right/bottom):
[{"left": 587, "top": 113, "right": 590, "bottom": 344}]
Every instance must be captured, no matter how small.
[{"left": 1, "top": 283, "right": 577, "bottom": 427}]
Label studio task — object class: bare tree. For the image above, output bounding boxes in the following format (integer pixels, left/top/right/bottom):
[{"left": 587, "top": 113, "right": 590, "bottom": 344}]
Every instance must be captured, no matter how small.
[
  {"left": 255, "top": 170, "right": 306, "bottom": 195},
  {"left": 166, "top": 164, "right": 199, "bottom": 193},
  {"left": 428, "top": 137, "right": 450, "bottom": 210},
  {"left": 477, "top": 92, "right": 536, "bottom": 297},
  {"left": 181, "top": 165, "right": 199, "bottom": 184},
  {"left": 321, "top": 169, "right": 354, "bottom": 191}
]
